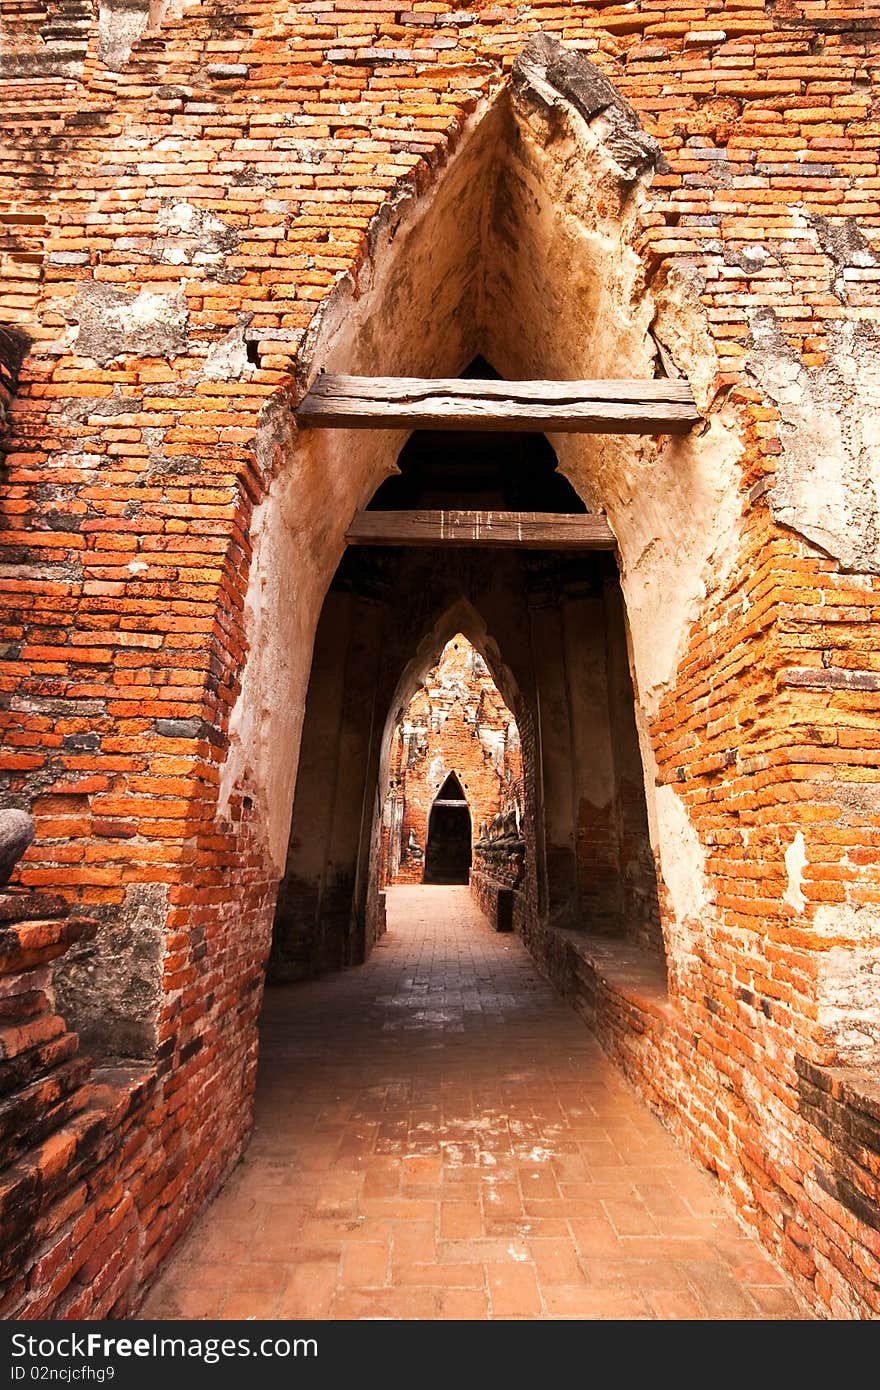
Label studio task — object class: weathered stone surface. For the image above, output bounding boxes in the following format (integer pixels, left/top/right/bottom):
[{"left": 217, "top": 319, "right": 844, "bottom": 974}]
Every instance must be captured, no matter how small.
[
  {"left": 512, "top": 32, "right": 663, "bottom": 181},
  {"left": 69, "top": 283, "right": 188, "bottom": 366},
  {"left": 749, "top": 312, "right": 880, "bottom": 574},
  {"left": 0, "top": 814, "right": 35, "bottom": 888},
  {"left": 152, "top": 717, "right": 204, "bottom": 738},
  {"left": 97, "top": 0, "right": 150, "bottom": 70},
  {"left": 809, "top": 214, "right": 880, "bottom": 279},
  {"left": 206, "top": 63, "right": 249, "bottom": 79},
  {"left": 55, "top": 885, "right": 165, "bottom": 1059}
]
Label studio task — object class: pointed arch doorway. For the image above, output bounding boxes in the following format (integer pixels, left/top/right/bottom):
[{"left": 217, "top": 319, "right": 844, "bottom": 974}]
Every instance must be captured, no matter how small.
[
  {"left": 423, "top": 772, "right": 472, "bottom": 885},
  {"left": 236, "top": 31, "right": 712, "bottom": 993}
]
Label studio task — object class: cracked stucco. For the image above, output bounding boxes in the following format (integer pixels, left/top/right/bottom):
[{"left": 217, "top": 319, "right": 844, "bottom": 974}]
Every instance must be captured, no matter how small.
[{"left": 748, "top": 313, "right": 880, "bottom": 574}]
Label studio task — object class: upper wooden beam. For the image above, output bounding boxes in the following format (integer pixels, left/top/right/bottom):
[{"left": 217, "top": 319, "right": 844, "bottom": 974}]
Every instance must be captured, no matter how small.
[
  {"left": 345, "top": 509, "right": 616, "bottom": 550},
  {"left": 295, "top": 375, "right": 700, "bottom": 434}
]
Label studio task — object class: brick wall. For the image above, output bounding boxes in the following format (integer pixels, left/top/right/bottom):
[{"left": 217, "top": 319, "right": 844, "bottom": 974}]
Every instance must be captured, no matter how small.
[{"left": 1, "top": 0, "right": 879, "bottom": 1318}]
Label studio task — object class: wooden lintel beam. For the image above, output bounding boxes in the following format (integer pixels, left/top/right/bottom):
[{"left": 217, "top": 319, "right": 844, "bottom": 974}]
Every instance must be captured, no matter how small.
[
  {"left": 296, "top": 375, "right": 700, "bottom": 434},
  {"left": 345, "top": 509, "right": 616, "bottom": 550}
]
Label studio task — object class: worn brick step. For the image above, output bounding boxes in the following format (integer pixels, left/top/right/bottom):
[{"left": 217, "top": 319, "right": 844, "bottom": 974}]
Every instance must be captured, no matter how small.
[
  {"left": 0, "top": 1091, "right": 94, "bottom": 1197},
  {"left": 0, "top": 987, "right": 50, "bottom": 1023},
  {"left": 0, "top": 892, "right": 69, "bottom": 925},
  {"left": 0, "top": 915, "right": 97, "bottom": 973},
  {"left": 0, "top": 1103, "right": 112, "bottom": 1251},
  {"left": 0, "top": 1013, "right": 68, "bottom": 1062},
  {"left": 0, "top": 1056, "right": 92, "bottom": 1156},
  {"left": 87, "top": 1064, "right": 155, "bottom": 1127},
  {"left": 0, "top": 1031, "right": 79, "bottom": 1100}
]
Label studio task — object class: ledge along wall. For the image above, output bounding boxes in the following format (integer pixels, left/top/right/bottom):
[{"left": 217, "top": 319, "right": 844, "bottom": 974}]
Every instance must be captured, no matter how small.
[{"left": 0, "top": 4, "right": 879, "bottom": 1319}]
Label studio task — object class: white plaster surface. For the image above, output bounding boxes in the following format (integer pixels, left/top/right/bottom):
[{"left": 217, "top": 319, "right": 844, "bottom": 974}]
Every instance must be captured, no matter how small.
[
  {"left": 783, "top": 830, "right": 807, "bottom": 914},
  {"left": 654, "top": 784, "right": 711, "bottom": 927},
  {"left": 818, "top": 943, "right": 880, "bottom": 1062},
  {"left": 751, "top": 315, "right": 880, "bottom": 573}
]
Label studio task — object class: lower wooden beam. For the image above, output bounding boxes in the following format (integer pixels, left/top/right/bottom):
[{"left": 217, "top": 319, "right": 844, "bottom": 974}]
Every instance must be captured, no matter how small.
[{"left": 344, "top": 509, "right": 616, "bottom": 549}]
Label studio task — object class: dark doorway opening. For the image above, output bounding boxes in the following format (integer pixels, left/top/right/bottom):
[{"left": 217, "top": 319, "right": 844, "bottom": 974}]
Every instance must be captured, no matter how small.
[{"left": 424, "top": 773, "right": 472, "bottom": 884}]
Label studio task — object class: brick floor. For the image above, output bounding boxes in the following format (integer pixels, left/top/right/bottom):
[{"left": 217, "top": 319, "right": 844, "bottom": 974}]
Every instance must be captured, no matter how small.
[{"left": 140, "top": 887, "right": 812, "bottom": 1321}]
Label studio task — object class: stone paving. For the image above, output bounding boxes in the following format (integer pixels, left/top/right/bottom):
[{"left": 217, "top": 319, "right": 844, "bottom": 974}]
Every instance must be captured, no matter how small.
[{"left": 140, "top": 886, "right": 811, "bottom": 1320}]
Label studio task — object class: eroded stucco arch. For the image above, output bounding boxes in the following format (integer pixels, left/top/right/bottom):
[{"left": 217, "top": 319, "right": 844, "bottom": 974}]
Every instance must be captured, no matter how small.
[{"left": 220, "top": 35, "right": 746, "bottom": 981}]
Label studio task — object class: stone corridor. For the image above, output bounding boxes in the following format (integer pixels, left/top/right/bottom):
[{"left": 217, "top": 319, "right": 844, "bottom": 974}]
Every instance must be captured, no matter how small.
[{"left": 140, "top": 888, "right": 810, "bottom": 1321}]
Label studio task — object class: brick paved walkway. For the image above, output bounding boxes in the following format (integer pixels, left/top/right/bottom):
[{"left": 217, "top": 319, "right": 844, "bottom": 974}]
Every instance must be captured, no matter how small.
[{"left": 141, "top": 887, "right": 810, "bottom": 1320}]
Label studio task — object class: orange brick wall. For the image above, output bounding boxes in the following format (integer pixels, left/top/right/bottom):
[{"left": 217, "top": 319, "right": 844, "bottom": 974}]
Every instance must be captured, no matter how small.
[{"left": 1, "top": 0, "right": 879, "bottom": 1319}]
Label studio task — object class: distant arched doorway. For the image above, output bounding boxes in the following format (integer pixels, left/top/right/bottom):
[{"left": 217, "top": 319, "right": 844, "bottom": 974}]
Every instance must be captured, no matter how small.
[{"left": 423, "top": 773, "right": 472, "bottom": 885}]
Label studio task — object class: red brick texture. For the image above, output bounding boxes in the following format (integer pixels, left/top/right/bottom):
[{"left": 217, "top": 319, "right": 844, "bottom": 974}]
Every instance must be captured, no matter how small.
[
  {"left": 1, "top": 0, "right": 879, "bottom": 1320},
  {"left": 0, "top": 887, "right": 156, "bottom": 1319}
]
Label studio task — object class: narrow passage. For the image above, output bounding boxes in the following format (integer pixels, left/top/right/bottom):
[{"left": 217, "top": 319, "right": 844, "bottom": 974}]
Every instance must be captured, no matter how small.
[{"left": 142, "top": 887, "right": 809, "bottom": 1320}]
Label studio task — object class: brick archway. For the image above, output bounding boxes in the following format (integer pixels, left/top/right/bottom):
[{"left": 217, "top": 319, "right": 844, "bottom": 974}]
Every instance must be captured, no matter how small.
[
  {"left": 2, "top": 12, "right": 879, "bottom": 1318},
  {"left": 222, "top": 36, "right": 745, "bottom": 999},
  {"left": 179, "top": 35, "right": 880, "bottom": 1315}
]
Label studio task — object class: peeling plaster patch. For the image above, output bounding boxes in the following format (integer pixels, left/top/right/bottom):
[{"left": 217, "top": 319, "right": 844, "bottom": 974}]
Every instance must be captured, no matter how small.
[
  {"left": 813, "top": 903, "right": 880, "bottom": 1062},
  {"left": 510, "top": 33, "right": 663, "bottom": 184},
  {"left": 71, "top": 283, "right": 188, "bottom": 366},
  {"left": 616, "top": 267, "right": 743, "bottom": 713},
  {"left": 202, "top": 314, "right": 254, "bottom": 380},
  {"left": 748, "top": 313, "right": 880, "bottom": 573},
  {"left": 55, "top": 883, "right": 166, "bottom": 1058},
  {"left": 154, "top": 202, "right": 240, "bottom": 268},
  {"left": 654, "top": 785, "right": 711, "bottom": 927},
  {"left": 783, "top": 830, "right": 807, "bottom": 913},
  {"left": 724, "top": 243, "right": 770, "bottom": 278},
  {"left": 652, "top": 262, "right": 717, "bottom": 411},
  {"left": 808, "top": 213, "right": 880, "bottom": 301},
  {"left": 617, "top": 407, "right": 743, "bottom": 713},
  {"left": 219, "top": 397, "right": 351, "bottom": 871},
  {"left": 61, "top": 386, "right": 137, "bottom": 424},
  {"left": 98, "top": 0, "right": 150, "bottom": 70},
  {"left": 219, "top": 481, "right": 306, "bottom": 873},
  {"left": 813, "top": 901, "right": 875, "bottom": 943},
  {"left": 818, "top": 945, "right": 880, "bottom": 1064}
]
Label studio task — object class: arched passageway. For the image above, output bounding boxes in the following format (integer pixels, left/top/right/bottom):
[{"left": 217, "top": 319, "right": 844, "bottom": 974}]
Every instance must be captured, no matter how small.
[
  {"left": 379, "top": 634, "right": 523, "bottom": 889},
  {"left": 267, "top": 365, "right": 664, "bottom": 984},
  {"left": 205, "top": 33, "right": 874, "bottom": 1319}
]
